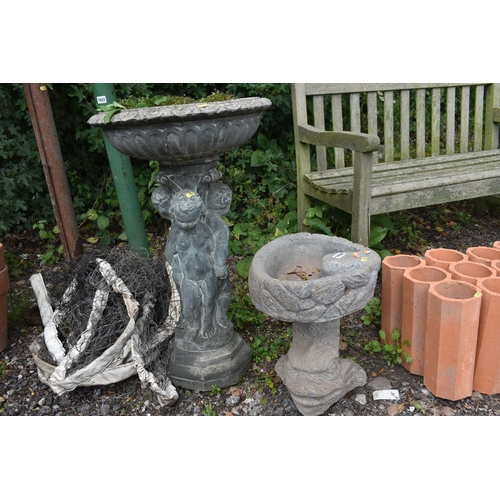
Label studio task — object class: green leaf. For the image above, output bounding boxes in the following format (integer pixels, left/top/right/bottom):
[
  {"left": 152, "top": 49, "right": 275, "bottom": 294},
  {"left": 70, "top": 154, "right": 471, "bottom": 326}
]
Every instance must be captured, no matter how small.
[
  {"left": 369, "top": 224, "right": 389, "bottom": 247},
  {"left": 379, "top": 330, "right": 387, "bottom": 341},
  {"left": 257, "top": 133, "right": 269, "bottom": 149},
  {"left": 304, "top": 217, "right": 333, "bottom": 236},
  {"left": 235, "top": 257, "right": 253, "bottom": 279},
  {"left": 404, "top": 353, "right": 413, "bottom": 363},
  {"left": 365, "top": 340, "right": 381, "bottom": 353},
  {"left": 372, "top": 214, "right": 395, "bottom": 234},
  {"left": 117, "top": 231, "right": 128, "bottom": 241},
  {"left": 152, "top": 95, "right": 168, "bottom": 105},
  {"left": 410, "top": 400, "right": 425, "bottom": 414},
  {"left": 250, "top": 150, "right": 269, "bottom": 167},
  {"left": 97, "top": 216, "right": 110, "bottom": 230},
  {"left": 103, "top": 109, "right": 121, "bottom": 123},
  {"left": 98, "top": 101, "right": 126, "bottom": 112},
  {"left": 375, "top": 248, "right": 393, "bottom": 259},
  {"left": 391, "top": 328, "right": 401, "bottom": 341},
  {"left": 87, "top": 209, "right": 98, "bottom": 221}
]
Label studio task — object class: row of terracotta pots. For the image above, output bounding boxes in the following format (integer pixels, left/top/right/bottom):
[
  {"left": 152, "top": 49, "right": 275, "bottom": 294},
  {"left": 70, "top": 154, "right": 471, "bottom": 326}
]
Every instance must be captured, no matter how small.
[
  {"left": 381, "top": 243, "right": 500, "bottom": 401},
  {"left": 0, "top": 243, "right": 9, "bottom": 352}
]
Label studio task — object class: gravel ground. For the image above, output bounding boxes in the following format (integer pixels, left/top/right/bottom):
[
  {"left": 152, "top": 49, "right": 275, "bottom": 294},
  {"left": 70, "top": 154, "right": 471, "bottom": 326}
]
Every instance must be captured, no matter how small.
[{"left": 3, "top": 199, "right": 500, "bottom": 417}]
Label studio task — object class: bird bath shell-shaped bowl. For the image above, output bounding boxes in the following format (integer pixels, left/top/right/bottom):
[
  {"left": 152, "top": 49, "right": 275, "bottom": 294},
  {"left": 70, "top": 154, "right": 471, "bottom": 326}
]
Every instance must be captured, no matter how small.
[{"left": 248, "top": 233, "right": 381, "bottom": 416}]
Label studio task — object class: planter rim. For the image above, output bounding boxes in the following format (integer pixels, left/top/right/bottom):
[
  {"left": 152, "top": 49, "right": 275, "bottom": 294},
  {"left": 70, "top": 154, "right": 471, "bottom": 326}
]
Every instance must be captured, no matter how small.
[
  {"left": 478, "top": 276, "right": 500, "bottom": 295},
  {"left": 403, "top": 265, "right": 450, "bottom": 283},
  {"left": 88, "top": 96, "right": 272, "bottom": 128},
  {"left": 382, "top": 254, "right": 423, "bottom": 269},
  {"left": 467, "top": 246, "right": 500, "bottom": 260},
  {"left": 425, "top": 247, "right": 467, "bottom": 261},
  {"left": 429, "top": 280, "right": 481, "bottom": 301},
  {"left": 450, "top": 260, "right": 494, "bottom": 276}
]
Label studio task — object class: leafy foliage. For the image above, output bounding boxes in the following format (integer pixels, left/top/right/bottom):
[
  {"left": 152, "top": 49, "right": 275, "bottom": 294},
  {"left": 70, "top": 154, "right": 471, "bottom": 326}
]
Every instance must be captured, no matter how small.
[
  {"left": 32, "top": 220, "right": 64, "bottom": 264},
  {"left": 364, "top": 329, "right": 412, "bottom": 367},
  {"left": 249, "top": 329, "right": 292, "bottom": 364},
  {"left": 360, "top": 297, "right": 382, "bottom": 328},
  {"left": 0, "top": 84, "right": 52, "bottom": 237}
]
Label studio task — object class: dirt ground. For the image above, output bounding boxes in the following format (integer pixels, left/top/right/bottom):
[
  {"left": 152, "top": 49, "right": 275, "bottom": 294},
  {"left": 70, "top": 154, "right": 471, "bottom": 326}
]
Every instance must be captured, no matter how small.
[{"left": 2, "top": 199, "right": 500, "bottom": 417}]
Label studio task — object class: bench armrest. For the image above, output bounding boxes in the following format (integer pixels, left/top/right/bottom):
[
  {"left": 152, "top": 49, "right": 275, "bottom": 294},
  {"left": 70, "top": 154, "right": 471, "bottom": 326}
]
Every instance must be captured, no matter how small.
[
  {"left": 493, "top": 107, "right": 500, "bottom": 123},
  {"left": 298, "top": 124, "right": 380, "bottom": 153}
]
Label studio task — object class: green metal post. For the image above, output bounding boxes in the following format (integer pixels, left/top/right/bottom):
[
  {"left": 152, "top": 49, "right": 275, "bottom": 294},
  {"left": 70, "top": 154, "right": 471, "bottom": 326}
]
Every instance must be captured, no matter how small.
[{"left": 91, "top": 83, "right": 149, "bottom": 255}]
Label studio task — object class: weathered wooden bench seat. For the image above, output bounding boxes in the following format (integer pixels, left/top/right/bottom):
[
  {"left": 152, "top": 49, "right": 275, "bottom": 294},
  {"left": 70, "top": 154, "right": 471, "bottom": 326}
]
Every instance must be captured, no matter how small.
[{"left": 292, "top": 83, "right": 500, "bottom": 246}]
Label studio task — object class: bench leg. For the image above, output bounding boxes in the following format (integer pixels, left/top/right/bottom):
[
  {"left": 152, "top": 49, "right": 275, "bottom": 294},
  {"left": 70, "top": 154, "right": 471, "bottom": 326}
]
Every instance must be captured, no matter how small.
[
  {"left": 474, "top": 196, "right": 488, "bottom": 216},
  {"left": 351, "top": 151, "right": 373, "bottom": 247}
]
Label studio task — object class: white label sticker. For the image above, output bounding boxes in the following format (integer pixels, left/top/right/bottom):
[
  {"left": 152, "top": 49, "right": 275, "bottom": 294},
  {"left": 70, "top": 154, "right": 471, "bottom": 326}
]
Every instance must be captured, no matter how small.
[
  {"left": 96, "top": 95, "right": 107, "bottom": 104},
  {"left": 373, "top": 390, "right": 400, "bottom": 401}
]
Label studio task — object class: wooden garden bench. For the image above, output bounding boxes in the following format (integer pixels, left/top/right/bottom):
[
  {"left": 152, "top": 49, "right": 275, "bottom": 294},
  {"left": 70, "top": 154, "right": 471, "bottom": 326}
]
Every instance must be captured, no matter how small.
[{"left": 292, "top": 83, "right": 500, "bottom": 247}]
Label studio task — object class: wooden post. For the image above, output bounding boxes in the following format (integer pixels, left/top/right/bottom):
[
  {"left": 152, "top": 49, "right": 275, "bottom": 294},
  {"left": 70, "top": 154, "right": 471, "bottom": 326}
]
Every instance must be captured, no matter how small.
[{"left": 24, "top": 84, "right": 83, "bottom": 261}]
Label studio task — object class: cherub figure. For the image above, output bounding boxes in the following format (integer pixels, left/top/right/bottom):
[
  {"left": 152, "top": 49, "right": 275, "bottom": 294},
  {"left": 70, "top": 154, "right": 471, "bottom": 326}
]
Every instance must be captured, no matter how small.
[
  {"left": 165, "top": 190, "right": 217, "bottom": 341},
  {"left": 205, "top": 182, "right": 233, "bottom": 329}
]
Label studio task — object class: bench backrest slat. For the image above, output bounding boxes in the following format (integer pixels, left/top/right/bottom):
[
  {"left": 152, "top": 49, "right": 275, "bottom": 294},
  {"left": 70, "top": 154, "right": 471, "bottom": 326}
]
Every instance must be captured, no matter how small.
[
  {"left": 446, "top": 87, "right": 456, "bottom": 154},
  {"left": 474, "top": 85, "right": 485, "bottom": 152},
  {"left": 401, "top": 90, "right": 410, "bottom": 160},
  {"left": 350, "top": 93, "right": 361, "bottom": 133},
  {"left": 416, "top": 88, "right": 426, "bottom": 159},
  {"left": 460, "top": 86, "right": 470, "bottom": 153},
  {"left": 313, "top": 95, "right": 327, "bottom": 171},
  {"left": 332, "top": 94, "right": 345, "bottom": 168},
  {"left": 384, "top": 91, "right": 394, "bottom": 161},
  {"left": 431, "top": 88, "right": 441, "bottom": 156}
]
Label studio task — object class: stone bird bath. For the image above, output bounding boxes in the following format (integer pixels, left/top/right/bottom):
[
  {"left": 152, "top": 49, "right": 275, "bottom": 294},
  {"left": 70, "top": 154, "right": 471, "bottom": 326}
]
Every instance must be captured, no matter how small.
[
  {"left": 88, "top": 96, "right": 271, "bottom": 391},
  {"left": 248, "top": 233, "right": 381, "bottom": 415}
]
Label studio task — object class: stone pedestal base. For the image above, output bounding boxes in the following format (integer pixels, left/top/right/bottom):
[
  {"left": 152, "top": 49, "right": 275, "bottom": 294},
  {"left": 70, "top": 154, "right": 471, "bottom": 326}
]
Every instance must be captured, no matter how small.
[
  {"left": 275, "top": 320, "right": 367, "bottom": 416},
  {"left": 169, "top": 331, "right": 251, "bottom": 392}
]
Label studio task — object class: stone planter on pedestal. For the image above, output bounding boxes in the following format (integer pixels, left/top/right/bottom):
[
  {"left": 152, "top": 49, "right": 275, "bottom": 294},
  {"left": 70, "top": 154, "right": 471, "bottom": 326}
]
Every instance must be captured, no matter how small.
[
  {"left": 401, "top": 266, "right": 450, "bottom": 376},
  {"left": 423, "top": 280, "right": 482, "bottom": 401},
  {"left": 248, "top": 233, "right": 381, "bottom": 416},
  {"left": 0, "top": 243, "right": 9, "bottom": 352},
  {"left": 474, "top": 277, "right": 500, "bottom": 395},
  {"left": 381, "top": 254, "right": 424, "bottom": 345},
  {"left": 88, "top": 97, "right": 271, "bottom": 391}
]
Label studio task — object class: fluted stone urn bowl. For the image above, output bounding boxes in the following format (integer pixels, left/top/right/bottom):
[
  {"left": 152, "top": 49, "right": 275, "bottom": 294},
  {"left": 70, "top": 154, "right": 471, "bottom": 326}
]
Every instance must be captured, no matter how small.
[
  {"left": 88, "top": 97, "right": 272, "bottom": 391},
  {"left": 248, "top": 233, "right": 381, "bottom": 416},
  {"left": 87, "top": 97, "right": 271, "bottom": 165}
]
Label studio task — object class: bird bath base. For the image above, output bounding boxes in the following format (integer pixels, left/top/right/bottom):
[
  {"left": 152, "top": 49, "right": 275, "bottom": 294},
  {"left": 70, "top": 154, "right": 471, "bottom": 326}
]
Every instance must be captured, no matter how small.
[
  {"left": 168, "top": 330, "right": 251, "bottom": 392},
  {"left": 248, "top": 233, "right": 381, "bottom": 416},
  {"left": 275, "top": 319, "right": 367, "bottom": 416}
]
